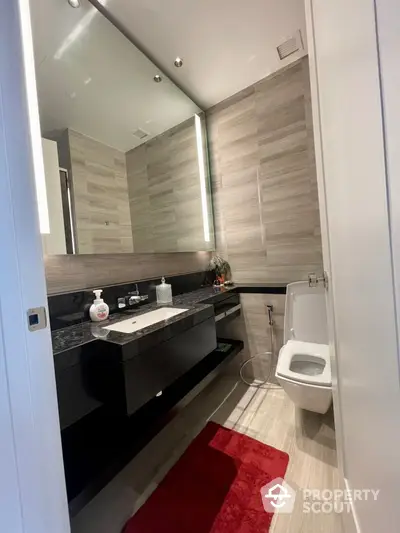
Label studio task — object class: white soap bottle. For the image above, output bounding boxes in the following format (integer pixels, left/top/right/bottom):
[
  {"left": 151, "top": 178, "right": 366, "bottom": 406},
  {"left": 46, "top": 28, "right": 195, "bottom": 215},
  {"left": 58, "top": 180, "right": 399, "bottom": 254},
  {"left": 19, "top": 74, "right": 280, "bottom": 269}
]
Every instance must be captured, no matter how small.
[
  {"left": 156, "top": 277, "right": 173, "bottom": 304},
  {"left": 89, "top": 289, "right": 109, "bottom": 322}
]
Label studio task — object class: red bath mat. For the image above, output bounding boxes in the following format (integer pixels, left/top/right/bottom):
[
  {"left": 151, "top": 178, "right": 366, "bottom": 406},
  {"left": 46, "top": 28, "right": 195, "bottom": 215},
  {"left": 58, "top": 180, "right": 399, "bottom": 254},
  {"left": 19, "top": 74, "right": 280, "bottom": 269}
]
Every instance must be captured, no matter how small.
[{"left": 123, "top": 421, "right": 289, "bottom": 533}]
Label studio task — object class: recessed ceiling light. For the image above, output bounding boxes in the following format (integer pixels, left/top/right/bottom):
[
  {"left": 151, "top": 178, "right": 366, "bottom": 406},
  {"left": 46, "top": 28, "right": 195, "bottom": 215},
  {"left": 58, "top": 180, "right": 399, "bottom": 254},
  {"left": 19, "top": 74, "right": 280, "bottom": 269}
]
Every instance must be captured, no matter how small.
[
  {"left": 68, "top": 0, "right": 80, "bottom": 7},
  {"left": 153, "top": 75, "right": 162, "bottom": 83},
  {"left": 174, "top": 57, "right": 183, "bottom": 68}
]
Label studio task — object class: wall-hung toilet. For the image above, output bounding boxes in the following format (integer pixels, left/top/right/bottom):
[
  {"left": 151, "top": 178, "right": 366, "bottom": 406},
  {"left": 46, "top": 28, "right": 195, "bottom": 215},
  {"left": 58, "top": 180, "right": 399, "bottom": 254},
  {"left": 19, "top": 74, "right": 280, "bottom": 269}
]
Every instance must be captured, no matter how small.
[{"left": 275, "top": 281, "right": 332, "bottom": 414}]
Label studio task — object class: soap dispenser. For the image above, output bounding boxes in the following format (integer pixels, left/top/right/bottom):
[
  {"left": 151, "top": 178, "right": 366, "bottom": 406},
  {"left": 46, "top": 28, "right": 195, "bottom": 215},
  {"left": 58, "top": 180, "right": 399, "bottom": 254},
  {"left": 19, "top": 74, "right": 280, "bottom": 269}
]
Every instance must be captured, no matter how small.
[
  {"left": 156, "top": 277, "right": 173, "bottom": 304},
  {"left": 89, "top": 289, "right": 109, "bottom": 322}
]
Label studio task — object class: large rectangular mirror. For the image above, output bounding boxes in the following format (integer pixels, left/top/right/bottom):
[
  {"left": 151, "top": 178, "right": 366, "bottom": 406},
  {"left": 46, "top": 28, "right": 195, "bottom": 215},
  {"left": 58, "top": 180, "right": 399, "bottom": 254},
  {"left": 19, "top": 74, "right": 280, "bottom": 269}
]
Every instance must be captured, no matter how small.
[{"left": 31, "top": 0, "right": 215, "bottom": 255}]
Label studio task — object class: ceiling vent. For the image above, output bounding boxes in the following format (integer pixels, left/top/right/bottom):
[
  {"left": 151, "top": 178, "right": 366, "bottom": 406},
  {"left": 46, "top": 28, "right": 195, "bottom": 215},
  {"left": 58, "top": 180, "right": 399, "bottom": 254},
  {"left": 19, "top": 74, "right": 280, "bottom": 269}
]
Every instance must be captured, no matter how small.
[
  {"left": 132, "top": 128, "right": 150, "bottom": 140},
  {"left": 277, "top": 30, "right": 304, "bottom": 60}
]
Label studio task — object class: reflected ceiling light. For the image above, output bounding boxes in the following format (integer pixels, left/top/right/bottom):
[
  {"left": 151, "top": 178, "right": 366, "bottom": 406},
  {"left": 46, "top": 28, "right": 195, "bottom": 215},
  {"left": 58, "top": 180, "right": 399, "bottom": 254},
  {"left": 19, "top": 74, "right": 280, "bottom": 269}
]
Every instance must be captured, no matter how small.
[
  {"left": 153, "top": 75, "right": 162, "bottom": 83},
  {"left": 20, "top": 0, "right": 50, "bottom": 233},
  {"left": 55, "top": 6, "right": 97, "bottom": 59},
  {"left": 174, "top": 57, "right": 183, "bottom": 67},
  {"left": 194, "top": 114, "right": 210, "bottom": 243},
  {"left": 68, "top": 0, "right": 81, "bottom": 7}
]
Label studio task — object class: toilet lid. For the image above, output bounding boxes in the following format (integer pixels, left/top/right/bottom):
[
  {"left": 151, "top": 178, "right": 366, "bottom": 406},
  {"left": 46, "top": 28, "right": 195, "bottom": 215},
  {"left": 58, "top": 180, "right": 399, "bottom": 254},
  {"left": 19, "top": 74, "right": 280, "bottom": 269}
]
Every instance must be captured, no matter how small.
[
  {"left": 276, "top": 340, "right": 331, "bottom": 387},
  {"left": 284, "top": 281, "right": 328, "bottom": 344}
]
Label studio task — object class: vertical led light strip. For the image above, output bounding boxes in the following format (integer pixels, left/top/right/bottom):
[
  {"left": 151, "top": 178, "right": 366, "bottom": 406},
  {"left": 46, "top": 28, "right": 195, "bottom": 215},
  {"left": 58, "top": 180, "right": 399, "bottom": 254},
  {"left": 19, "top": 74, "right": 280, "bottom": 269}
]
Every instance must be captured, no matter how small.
[
  {"left": 19, "top": 0, "right": 50, "bottom": 234},
  {"left": 194, "top": 114, "right": 210, "bottom": 242},
  {"left": 61, "top": 169, "right": 77, "bottom": 255}
]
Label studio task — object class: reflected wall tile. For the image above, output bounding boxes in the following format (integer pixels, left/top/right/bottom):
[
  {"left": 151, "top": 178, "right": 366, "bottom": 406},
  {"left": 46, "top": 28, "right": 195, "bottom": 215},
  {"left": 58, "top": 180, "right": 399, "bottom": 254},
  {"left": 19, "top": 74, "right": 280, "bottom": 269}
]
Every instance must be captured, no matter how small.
[
  {"left": 126, "top": 117, "right": 212, "bottom": 254},
  {"left": 65, "top": 129, "right": 134, "bottom": 255}
]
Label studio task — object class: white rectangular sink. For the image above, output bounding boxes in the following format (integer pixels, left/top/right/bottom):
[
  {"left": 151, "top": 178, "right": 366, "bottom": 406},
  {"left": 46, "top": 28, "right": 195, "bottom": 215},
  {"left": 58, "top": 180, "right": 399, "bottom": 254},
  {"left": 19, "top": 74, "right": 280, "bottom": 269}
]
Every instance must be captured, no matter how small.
[{"left": 103, "top": 307, "right": 188, "bottom": 334}]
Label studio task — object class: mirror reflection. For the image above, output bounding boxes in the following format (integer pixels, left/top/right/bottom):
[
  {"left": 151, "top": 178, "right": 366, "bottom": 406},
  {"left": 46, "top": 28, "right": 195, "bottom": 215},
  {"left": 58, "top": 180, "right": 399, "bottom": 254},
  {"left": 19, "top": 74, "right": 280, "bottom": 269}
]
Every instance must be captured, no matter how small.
[{"left": 31, "top": 0, "right": 214, "bottom": 254}]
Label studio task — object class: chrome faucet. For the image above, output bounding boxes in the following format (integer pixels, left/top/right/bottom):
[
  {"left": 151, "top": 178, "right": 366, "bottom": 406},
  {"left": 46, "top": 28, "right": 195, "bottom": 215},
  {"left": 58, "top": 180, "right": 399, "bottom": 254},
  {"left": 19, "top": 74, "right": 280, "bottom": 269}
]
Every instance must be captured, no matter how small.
[
  {"left": 117, "top": 284, "right": 149, "bottom": 309},
  {"left": 118, "top": 284, "right": 149, "bottom": 308}
]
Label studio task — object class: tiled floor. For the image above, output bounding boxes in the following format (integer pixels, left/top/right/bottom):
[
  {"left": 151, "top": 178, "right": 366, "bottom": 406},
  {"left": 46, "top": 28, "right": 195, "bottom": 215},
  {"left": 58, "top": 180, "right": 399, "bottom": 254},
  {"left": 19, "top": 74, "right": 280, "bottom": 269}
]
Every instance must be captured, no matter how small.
[{"left": 71, "top": 375, "right": 343, "bottom": 533}]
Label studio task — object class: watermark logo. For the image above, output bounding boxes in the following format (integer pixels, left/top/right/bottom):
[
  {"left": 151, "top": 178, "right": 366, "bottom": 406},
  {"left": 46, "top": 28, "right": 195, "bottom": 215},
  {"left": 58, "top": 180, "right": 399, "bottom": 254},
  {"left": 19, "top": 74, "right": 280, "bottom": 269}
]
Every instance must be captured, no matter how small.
[
  {"left": 303, "top": 488, "right": 380, "bottom": 514},
  {"left": 261, "top": 477, "right": 296, "bottom": 514},
  {"left": 261, "top": 478, "right": 380, "bottom": 515}
]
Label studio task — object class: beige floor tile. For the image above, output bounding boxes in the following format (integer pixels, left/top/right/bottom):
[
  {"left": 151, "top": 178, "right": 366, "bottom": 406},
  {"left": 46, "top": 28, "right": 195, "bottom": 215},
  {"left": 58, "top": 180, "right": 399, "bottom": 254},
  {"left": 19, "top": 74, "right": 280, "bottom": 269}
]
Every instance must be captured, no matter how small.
[{"left": 71, "top": 375, "right": 343, "bottom": 533}]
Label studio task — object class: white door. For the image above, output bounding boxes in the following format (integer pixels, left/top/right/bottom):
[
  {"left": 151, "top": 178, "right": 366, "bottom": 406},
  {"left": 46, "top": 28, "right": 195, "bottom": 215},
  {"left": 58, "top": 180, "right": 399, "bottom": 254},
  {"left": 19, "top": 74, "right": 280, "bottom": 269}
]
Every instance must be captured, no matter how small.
[
  {"left": 305, "top": 1, "right": 400, "bottom": 533},
  {"left": 0, "top": 1, "right": 70, "bottom": 532},
  {"left": 304, "top": 1, "right": 345, "bottom": 485}
]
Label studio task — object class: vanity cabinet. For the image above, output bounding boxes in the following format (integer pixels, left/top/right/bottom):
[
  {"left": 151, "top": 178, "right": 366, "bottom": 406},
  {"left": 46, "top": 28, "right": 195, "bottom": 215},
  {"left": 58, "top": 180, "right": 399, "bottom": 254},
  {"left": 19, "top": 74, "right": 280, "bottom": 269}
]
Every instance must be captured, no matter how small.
[
  {"left": 61, "top": 311, "right": 217, "bottom": 423},
  {"left": 121, "top": 317, "right": 216, "bottom": 415}
]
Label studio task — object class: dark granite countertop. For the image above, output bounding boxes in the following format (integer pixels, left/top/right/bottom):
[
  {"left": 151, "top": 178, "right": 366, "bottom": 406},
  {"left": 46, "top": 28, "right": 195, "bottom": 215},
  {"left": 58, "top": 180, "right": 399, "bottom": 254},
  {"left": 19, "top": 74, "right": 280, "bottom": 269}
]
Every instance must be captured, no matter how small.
[
  {"left": 51, "top": 282, "right": 287, "bottom": 356},
  {"left": 52, "top": 300, "right": 212, "bottom": 355},
  {"left": 168, "top": 282, "right": 287, "bottom": 301},
  {"left": 230, "top": 282, "right": 287, "bottom": 294},
  {"left": 232, "top": 282, "right": 287, "bottom": 289}
]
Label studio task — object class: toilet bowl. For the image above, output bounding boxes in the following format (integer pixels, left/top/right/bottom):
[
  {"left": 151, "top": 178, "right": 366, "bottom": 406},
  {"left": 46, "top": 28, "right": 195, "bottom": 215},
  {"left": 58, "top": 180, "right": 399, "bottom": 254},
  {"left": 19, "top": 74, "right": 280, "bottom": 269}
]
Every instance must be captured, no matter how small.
[{"left": 275, "top": 281, "right": 332, "bottom": 414}]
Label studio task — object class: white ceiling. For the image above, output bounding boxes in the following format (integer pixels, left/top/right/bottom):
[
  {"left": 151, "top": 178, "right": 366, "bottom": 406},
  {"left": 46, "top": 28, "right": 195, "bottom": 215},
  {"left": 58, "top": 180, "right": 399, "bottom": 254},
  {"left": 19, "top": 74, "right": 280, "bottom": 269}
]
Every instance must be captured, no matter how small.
[
  {"left": 99, "top": 0, "right": 308, "bottom": 109},
  {"left": 30, "top": 0, "right": 199, "bottom": 152},
  {"left": 31, "top": 0, "right": 307, "bottom": 151}
]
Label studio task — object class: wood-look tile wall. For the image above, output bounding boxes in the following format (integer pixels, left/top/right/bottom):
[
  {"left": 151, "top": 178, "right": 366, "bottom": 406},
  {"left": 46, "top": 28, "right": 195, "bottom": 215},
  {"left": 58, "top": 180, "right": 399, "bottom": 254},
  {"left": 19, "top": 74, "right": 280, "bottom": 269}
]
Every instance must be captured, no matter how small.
[
  {"left": 47, "top": 122, "right": 215, "bottom": 295},
  {"left": 207, "top": 57, "right": 322, "bottom": 283},
  {"left": 208, "top": 58, "right": 322, "bottom": 379},
  {"left": 218, "top": 292, "right": 285, "bottom": 382},
  {"left": 44, "top": 252, "right": 211, "bottom": 295},
  {"left": 60, "top": 130, "right": 134, "bottom": 254},
  {"left": 126, "top": 117, "right": 213, "bottom": 253}
]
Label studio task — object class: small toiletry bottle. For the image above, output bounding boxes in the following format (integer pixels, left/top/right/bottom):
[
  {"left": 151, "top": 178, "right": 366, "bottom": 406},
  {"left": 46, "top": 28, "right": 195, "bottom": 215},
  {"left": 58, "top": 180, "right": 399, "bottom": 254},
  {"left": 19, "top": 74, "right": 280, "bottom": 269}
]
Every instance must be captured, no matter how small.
[
  {"left": 156, "top": 277, "right": 173, "bottom": 304},
  {"left": 89, "top": 289, "right": 109, "bottom": 322}
]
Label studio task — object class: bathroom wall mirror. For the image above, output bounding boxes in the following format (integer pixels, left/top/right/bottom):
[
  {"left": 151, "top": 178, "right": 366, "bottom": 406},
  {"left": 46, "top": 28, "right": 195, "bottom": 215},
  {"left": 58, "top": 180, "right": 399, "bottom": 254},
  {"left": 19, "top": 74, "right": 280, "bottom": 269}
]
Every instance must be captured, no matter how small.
[{"left": 31, "top": 0, "right": 215, "bottom": 255}]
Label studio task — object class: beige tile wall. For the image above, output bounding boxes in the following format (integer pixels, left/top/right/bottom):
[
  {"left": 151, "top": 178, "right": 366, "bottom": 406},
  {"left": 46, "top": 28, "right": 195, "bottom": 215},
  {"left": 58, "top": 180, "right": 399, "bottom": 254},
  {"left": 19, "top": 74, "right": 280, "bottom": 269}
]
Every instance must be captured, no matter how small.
[
  {"left": 208, "top": 58, "right": 322, "bottom": 379},
  {"left": 60, "top": 130, "right": 134, "bottom": 254},
  {"left": 207, "top": 57, "right": 322, "bottom": 283},
  {"left": 45, "top": 251, "right": 211, "bottom": 295},
  {"left": 218, "top": 293, "right": 285, "bottom": 382},
  {"left": 126, "top": 117, "right": 214, "bottom": 253}
]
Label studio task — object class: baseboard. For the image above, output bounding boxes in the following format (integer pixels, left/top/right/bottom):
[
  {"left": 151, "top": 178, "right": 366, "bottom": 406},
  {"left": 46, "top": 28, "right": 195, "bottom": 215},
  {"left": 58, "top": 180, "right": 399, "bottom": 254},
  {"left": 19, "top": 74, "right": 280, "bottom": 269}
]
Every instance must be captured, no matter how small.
[{"left": 341, "top": 478, "right": 362, "bottom": 533}]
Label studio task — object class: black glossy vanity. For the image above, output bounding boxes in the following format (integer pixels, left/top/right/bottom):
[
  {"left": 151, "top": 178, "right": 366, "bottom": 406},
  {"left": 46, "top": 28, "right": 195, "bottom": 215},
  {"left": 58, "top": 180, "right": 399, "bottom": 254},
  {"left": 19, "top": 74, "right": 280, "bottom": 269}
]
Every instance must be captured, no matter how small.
[
  {"left": 49, "top": 273, "right": 286, "bottom": 515},
  {"left": 53, "top": 301, "right": 217, "bottom": 429}
]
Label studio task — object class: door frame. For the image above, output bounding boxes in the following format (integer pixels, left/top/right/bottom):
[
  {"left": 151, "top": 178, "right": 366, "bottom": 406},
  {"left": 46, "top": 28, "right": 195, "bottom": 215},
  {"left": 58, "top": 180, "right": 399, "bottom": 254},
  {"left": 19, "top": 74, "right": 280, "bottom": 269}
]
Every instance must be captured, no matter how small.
[
  {"left": 0, "top": 0, "right": 70, "bottom": 531},
  {"left": 304, "top": 0, "right": 345, "bottom": 482},
  {"left": 304, "top": 2, "right": 400, "bottom": 533}
]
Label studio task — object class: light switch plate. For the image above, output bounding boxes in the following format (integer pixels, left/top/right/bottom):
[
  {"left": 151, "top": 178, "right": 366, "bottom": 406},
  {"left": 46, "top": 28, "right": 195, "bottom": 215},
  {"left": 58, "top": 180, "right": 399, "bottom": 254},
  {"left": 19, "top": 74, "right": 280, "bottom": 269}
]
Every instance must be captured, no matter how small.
[{"left": 27, "top": 307, "right": 47, "bottom": 332}]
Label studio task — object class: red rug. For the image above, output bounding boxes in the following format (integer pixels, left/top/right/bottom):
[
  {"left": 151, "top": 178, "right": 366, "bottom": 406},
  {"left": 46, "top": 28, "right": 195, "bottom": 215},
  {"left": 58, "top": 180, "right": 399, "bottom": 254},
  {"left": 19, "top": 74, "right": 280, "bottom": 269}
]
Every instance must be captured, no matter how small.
[{"left": 123, "top": 422, "right": 289, "bottom": 533}]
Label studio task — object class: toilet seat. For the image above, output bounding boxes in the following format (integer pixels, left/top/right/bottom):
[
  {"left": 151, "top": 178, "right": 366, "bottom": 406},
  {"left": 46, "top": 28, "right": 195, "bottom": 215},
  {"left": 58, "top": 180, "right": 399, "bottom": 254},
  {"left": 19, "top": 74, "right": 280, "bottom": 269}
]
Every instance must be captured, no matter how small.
[
  {"left": 276, "top": 340, "right": 331, "bottom": 387},
  {"left": 276, "top": 282, "right": 332, "bottom": 413}
]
